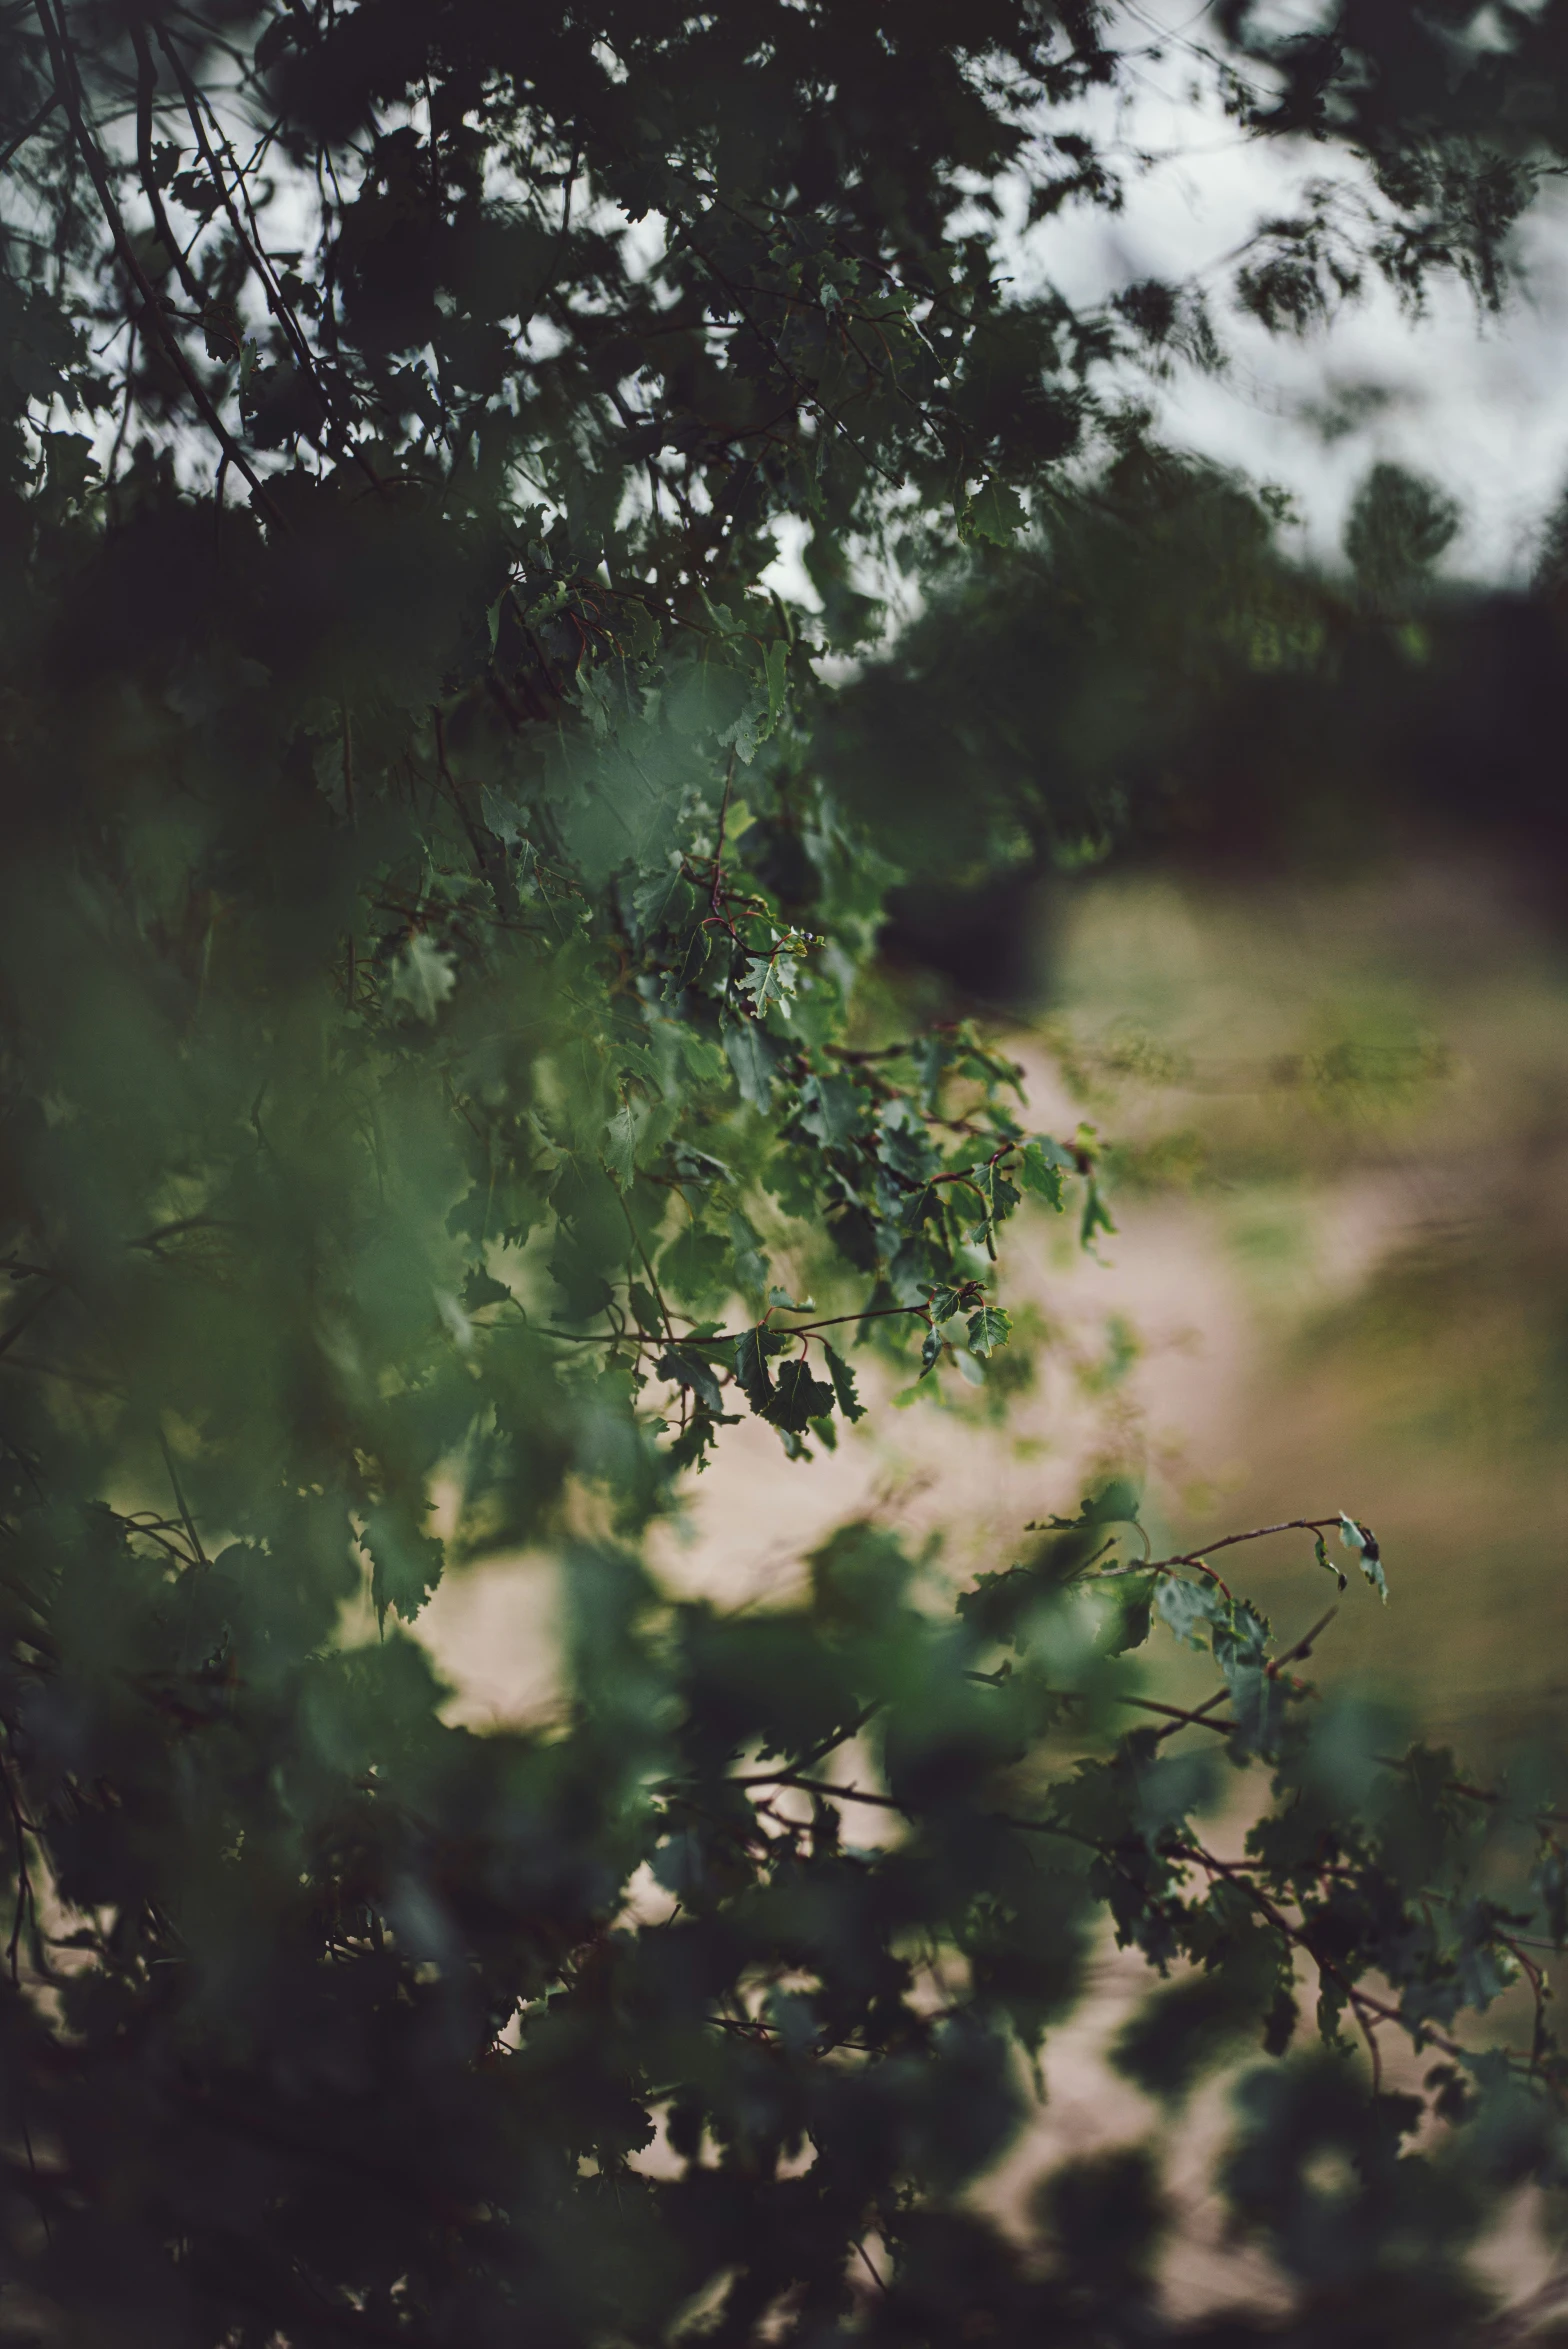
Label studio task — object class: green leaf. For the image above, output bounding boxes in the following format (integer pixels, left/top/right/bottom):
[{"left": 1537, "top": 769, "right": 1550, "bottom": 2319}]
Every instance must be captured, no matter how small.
[
  {"left": 1112, "top": 1972, "right": 1272, "bottom": 2105},
  {"left": 480, "top": 786, "right": 528, "bottom": 852},
  {"left": 734, "top": 1326, "right": 777, "bottom": 1412},
  {"left": 665, "top": 652, "right": 752, "bottom": 740},
  {"left": 551, "top": 1231, "right": 614, "bottom": 1322},
  {"left": 630, "top": 858, "right": 692, "bottom": 941},
  {"left": 728, "top": 1209, "right": 769, "bottom": 1302},
  {"left": 723, "top": 1016, "right": 776, "bottom": 1110},
  {"left": 744, "top": 952, "right": 798, "bottom": 1014},
  {"left": 966, "top": 1304, "right": 1012, "bottom": 1358},
  {"left": 1077, "top": 1480, "right": 1144, "bottom": 1530},
  {"left": 823, "top": 1340, "right": 866, "bottom": 1423},
  {"left": 360, "top": 1498, "right": 445, "bottom": 1625},
  {"left": 623, "top": 597, "right": 661, "bottom": 661},
  {"left": 666, "top": 1411, "right": 727, "bottom": 1474},
  {"left": 765, "top": 1356, "right": 837, "bottom": 1433},
  {"left": 461, "top": 1265, "right": 514, "bottom": 1312},
  {"left": 1105, "top": 1574, "right": 1155, "bottom": 1655},
  {"left": 972, "top": 1158, "right": 1022, "bottom": 1230},
  {"left": 391, "top": 935, "right": 457, "bottom": 1023},
  {"left": 653, "top": 1347, "right": 724, "bottom": 1416},
  {"left": 1155, "top": 1574, "right": 1225, "bottom": 1649},
  {"left": 659, "top": 1225, "right": 730, "bottom": 1307},
  {"left": 1314, "top": 1531, "right": 1348, "bottom": 1593},
  {"left": 798, "top": 1072, "right": 868, "bottom": 1149},
  {"left": 628, "top": 1281, "right": 665, "bottom": 1337},
  {"left": 1018, "top": 1138, "right": 1069, "bottom": 1209},
  {"left": 1080, "top": 1180, "right": 1117, "bottom": 1252},
  {"left": 763, "top": 636, "right": 789, "bottom": 726},
  {"left": 925, "top": 1283, "right": 964, "bottom": 1326},
  {"left": 1340, "top": 1513, "right": 1387, "bottom": 1602},
  {"left": 604, "top": 1101, "right": 642, "bottom": 1188},
  {"left": 965, "top": 478, "right": 1028, "bottom": 548},
  {"left": 44, "top": 432, "right": 97, "bottom": 502}
]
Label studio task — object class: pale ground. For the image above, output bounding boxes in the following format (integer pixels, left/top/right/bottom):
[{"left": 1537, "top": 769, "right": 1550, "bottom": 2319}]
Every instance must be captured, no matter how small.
[{"left": 416, "top": 855, "right": 1568, "bottom": 2324}]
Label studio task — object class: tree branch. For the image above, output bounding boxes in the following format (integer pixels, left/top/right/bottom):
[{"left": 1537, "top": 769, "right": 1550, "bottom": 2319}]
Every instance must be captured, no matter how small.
[{"left": 31, "top": 0, "right": 285, "bottom": 528}]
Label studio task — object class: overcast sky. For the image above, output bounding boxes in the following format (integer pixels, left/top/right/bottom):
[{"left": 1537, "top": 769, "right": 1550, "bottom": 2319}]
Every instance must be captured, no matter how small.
[{"left": 1007, "top": 6, "right": 1568, "bottom": 586}]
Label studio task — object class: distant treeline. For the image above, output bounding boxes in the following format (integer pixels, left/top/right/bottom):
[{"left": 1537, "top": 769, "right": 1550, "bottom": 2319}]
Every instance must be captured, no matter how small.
[{"left": 825, "top": 453, "right": 1568, "bottom": 998}]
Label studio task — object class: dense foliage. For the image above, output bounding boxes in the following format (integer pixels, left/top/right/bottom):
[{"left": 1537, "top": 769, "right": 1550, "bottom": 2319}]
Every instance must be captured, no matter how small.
[{"left": 4, "top": 1, "right": 1568, "bottom": 2341}]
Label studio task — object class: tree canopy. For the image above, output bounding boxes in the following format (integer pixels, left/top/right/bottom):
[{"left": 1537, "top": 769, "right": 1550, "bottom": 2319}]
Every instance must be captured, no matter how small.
[{"left": 4, "top": 2, "right": 1568, "bottom": 2341}]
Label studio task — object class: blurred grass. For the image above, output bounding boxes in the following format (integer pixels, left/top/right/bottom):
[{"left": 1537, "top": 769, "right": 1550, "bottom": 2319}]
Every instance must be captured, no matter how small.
[{"left": 1037, "top": 853, "right": 1568, "bottom": 1755}]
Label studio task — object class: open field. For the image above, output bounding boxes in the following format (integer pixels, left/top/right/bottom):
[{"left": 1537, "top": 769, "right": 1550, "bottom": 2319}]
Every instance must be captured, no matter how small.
[{"left": 423, "top": 850, "right": 1568, "bottom": 1751}]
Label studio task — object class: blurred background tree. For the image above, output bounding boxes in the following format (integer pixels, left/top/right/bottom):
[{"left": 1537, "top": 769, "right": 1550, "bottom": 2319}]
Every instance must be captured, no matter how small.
[{"left": 826, "top": 447, "right": 1568, "bottom": 994}]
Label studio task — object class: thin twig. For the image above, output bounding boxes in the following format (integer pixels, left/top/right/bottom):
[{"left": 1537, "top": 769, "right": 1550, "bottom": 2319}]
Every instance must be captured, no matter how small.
[
  {"left": 155, "top": 20, "right": 382, "bottom": 489},
  {"left": 708, "top": 745, "right": 737, "bottom": 920},
  {"left": 158, "top": 1427, "right": 207, "bottom": 1568},
  {"left": 0, "top": 1741, "right": 34, "bottom": 1985},
  {"left": 0, "top": 87, "right": 59, "bottom": 173},
  {"left": 107, "top": 314, "right": 137, "bottom": 491},
  {"left": 731, "top": 1772, "right": 907, "bottom": 1812},
  {"left": 615, "top": 1191, "right": 677, "bottom": 1348},
  {"left": 1147, "top": 1517, "right": 1345, "bottom": 1570},
  {"left": 129, "top": 21, "right": 204, "bottom": 305},
  {"left": 1174, "top": 1838, "right": 1471, "bottom": 2066},
  {"left": 30, "top": 0, "right": 286, "bottom": 528},
  {"left": 1123, "top": 1695, "right": 1236, "bottom": 1736},
  {"left": 855, "top": 2241, "right": 891, "bottom": 2297}
]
